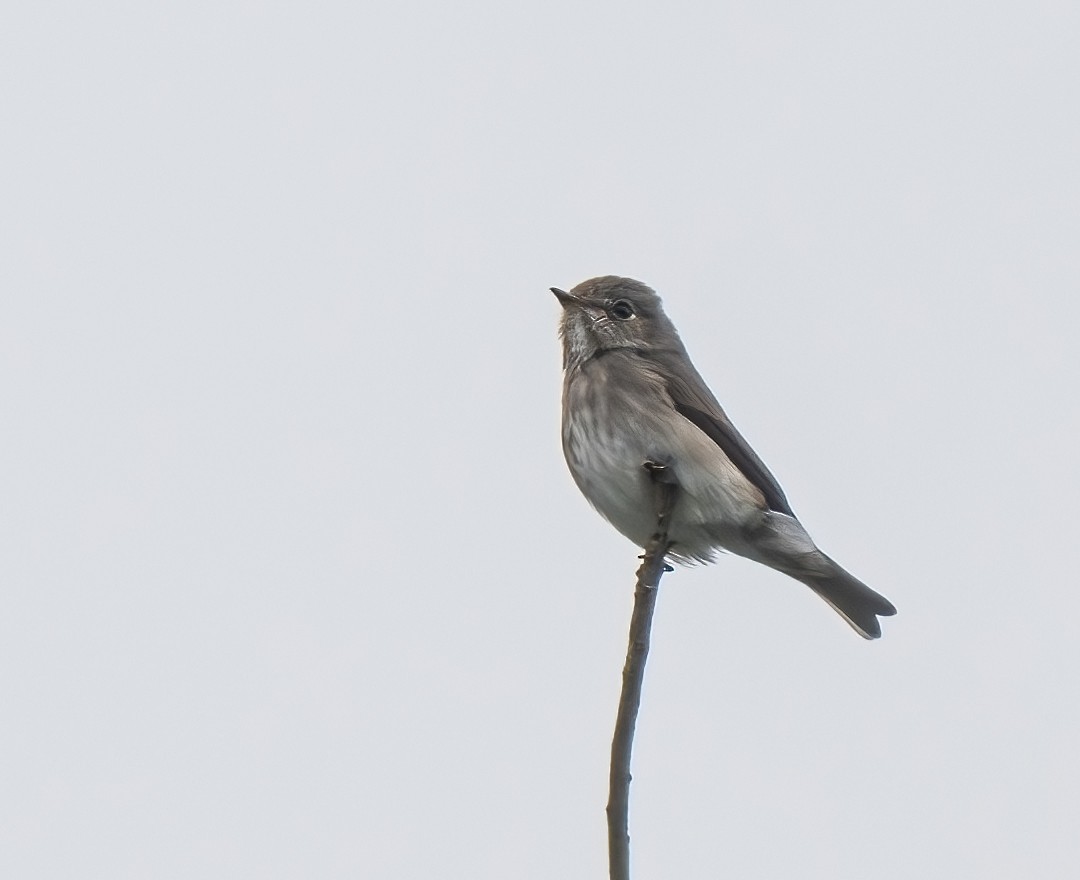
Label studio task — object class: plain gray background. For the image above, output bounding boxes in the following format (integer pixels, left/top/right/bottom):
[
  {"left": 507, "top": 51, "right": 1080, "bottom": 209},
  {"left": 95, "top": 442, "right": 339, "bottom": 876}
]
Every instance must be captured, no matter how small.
[{"left": 3, "top": 2, "right": 1078, "bottom": 877}]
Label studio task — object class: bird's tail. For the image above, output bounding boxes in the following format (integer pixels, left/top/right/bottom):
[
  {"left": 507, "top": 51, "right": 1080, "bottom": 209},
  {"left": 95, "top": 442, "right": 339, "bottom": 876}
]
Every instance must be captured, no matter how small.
[
  {"left": 791, "top": 560, "right": 897, "bottom": 639},
  {"left": 747, "top": 512, "right": 896, "bottom": 639}
]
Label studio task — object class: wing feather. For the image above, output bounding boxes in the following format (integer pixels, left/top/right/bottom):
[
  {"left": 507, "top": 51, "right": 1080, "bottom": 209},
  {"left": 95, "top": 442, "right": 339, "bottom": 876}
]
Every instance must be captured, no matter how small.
[{"left": 652, "top": 350, "right": 796, "bottom": 518}]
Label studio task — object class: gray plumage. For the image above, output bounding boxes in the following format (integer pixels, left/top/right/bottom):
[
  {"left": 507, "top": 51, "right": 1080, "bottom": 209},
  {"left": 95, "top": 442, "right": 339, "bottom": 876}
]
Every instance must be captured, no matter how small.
[{"left": 552, "top": 275, "right": 896, "bottom": 639}]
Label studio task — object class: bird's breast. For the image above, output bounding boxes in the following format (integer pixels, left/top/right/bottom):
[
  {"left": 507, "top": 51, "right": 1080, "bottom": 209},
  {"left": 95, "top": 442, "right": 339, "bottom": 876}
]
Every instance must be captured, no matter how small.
[{"left": 560, "top": 356, "right": 766, "bottom": 559}]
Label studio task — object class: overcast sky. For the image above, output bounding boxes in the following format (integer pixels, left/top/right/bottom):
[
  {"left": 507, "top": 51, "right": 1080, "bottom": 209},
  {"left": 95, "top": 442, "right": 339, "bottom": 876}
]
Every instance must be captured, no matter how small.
[{"left": 3, "top": 2, "right": 1078, "bottom": 878}]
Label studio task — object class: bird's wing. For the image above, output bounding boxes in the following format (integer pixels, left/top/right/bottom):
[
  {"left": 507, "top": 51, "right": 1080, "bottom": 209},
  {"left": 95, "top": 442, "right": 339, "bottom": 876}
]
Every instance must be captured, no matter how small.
[{"left": 655, "top": 351, "right": 796, "bottom": 518}]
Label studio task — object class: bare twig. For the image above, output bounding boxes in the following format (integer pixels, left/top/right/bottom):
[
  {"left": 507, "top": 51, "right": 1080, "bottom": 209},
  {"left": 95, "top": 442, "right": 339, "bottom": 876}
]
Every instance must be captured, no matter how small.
[{"left": 607, "top": 463, "right": 677, "bottom": 880}]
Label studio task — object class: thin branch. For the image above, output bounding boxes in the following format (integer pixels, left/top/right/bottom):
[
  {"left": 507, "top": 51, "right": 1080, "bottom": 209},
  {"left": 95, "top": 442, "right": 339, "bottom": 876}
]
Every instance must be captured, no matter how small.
[{"left": 607, "top": 463, "right": 677, "bottom": 880}]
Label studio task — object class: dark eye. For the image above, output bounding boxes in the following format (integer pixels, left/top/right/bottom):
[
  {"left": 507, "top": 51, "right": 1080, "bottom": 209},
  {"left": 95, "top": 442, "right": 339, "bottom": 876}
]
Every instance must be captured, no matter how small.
[{"left": 610, "top": 300, "right": 636, "bottom": 320}]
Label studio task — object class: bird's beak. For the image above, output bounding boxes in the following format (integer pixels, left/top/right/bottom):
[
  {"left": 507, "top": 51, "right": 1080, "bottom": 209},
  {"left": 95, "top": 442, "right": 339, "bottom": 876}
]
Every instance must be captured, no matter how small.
[{"left": 551, "top": 287, "right": 580, "bottom": 307}]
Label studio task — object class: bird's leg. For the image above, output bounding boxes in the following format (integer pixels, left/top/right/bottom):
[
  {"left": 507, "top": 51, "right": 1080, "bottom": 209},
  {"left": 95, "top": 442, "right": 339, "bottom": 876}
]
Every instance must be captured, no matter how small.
[
  {"left": 643, "top": 460, "right": 677, "bottom": 529},
  {"left": 641, "top": 460, "right": 678, "bottom": 578}
]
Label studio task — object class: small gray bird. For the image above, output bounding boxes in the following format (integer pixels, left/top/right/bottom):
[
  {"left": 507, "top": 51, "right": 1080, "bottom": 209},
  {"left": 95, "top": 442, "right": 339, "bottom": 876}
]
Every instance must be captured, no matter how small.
[{"left": 552, "top": 276, "right": 896, "bottom": 639}]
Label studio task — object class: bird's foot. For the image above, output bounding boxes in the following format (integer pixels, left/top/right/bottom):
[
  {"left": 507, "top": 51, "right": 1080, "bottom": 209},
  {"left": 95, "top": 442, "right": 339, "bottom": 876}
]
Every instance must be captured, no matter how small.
[{"left": 642, "top": 460, "right": 677, "bottom": 484}]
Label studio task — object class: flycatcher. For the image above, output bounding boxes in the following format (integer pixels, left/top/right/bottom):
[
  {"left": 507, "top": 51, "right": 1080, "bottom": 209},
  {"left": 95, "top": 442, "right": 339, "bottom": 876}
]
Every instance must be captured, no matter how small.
[{"left": 552, "top": 276, "right": 896, "bottom": 638}]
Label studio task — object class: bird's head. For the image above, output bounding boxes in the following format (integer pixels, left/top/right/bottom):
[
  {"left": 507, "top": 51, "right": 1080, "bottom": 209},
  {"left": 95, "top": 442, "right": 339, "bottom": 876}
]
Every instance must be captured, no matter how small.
[{"left": 551, "top": 276, "right": 683, "bottom": 370}]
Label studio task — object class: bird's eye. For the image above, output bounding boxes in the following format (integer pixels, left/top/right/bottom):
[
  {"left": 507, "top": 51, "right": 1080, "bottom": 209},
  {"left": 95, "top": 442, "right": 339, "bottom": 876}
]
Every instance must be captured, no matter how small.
[{"left": 610, "top": 300, "right": 636, "bottom": 320}]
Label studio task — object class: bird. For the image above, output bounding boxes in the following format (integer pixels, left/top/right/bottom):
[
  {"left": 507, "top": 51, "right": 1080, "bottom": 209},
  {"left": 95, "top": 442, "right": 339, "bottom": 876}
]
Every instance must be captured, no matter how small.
[{"left": 552, "top": 276, "right": 896, "bottom": 639}]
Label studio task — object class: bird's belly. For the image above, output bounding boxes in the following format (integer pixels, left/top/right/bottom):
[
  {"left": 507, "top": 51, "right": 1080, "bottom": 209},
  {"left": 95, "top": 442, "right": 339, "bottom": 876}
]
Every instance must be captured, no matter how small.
[
  {"left": 562, "top": 402, "right": 764, "bottom": 562},
  {"left": 563, "top": 416, "right": 658, "bottom": 547}
]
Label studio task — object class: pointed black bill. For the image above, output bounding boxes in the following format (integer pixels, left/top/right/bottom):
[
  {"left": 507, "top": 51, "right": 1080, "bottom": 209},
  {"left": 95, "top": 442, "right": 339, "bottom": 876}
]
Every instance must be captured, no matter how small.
[{"left": 551, "top": 287, "right": 579, "bottom": 306}]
